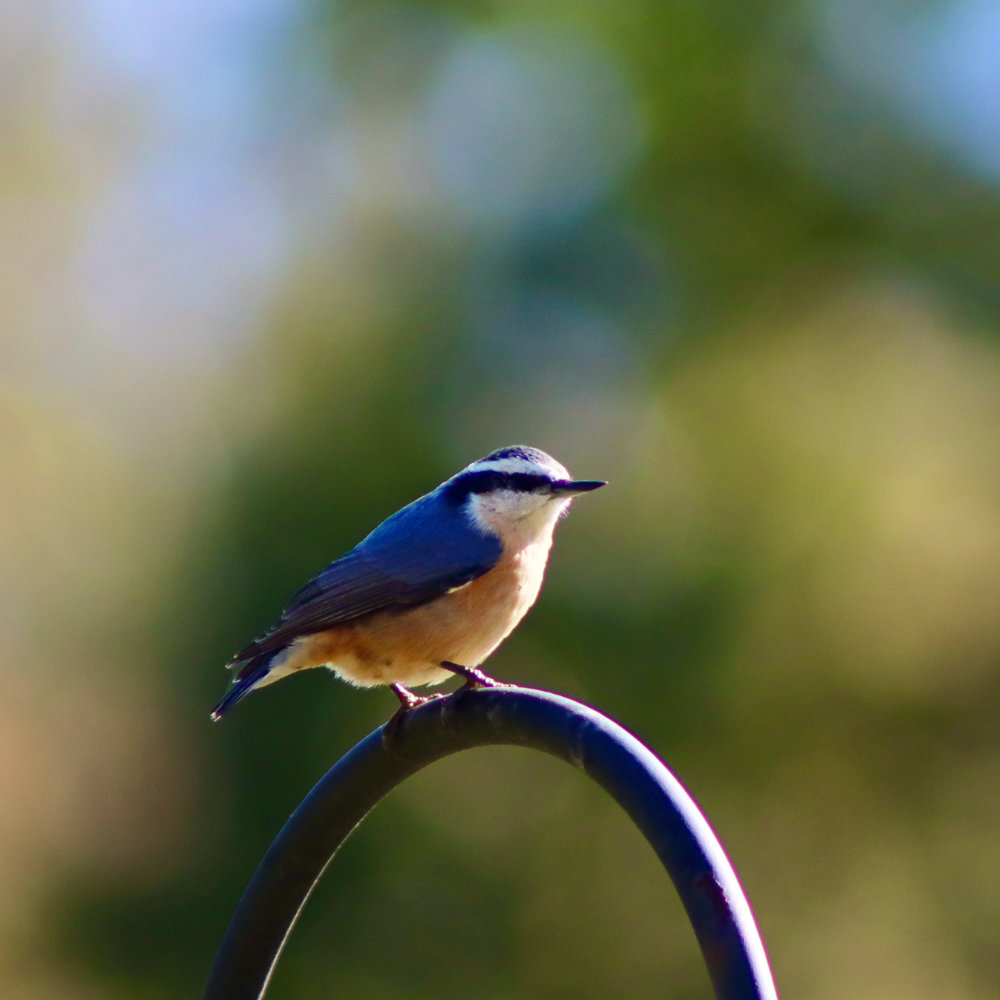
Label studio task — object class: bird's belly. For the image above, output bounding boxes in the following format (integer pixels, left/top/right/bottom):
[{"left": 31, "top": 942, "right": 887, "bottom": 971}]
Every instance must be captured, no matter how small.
[{"left": 283, "top": 547, "right": 545, "bottom": 688}]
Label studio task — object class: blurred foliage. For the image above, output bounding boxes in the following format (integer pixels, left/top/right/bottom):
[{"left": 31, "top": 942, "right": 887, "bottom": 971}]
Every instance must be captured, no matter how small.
[{"left": 2, "top": 0, "right": 1000, "bottom": 997}]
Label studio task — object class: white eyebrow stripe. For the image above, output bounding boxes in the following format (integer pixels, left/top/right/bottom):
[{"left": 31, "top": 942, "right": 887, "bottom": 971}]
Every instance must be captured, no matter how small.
[{"left": 462, "top": 457, "right": 569, "bottom": 478}]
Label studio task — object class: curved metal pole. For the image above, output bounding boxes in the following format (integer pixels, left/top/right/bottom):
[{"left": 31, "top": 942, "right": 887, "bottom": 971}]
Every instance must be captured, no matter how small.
[{"left": 205, "top": 686, "right": 778, "bottom": 1000}]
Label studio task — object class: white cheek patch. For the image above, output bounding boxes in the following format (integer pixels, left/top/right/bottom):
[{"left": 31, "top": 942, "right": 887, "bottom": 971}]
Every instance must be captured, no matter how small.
[
  {"left": 465, "top": 494, "right": 493, "bottom": 534},
  {"left": 466, "top": 491, "right": 556, "bottom": 540}
]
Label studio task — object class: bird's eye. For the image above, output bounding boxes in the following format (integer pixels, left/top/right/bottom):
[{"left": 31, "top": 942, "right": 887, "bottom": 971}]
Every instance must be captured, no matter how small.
[
  {"left": 509, "top": 473, "right": 549, "bottom": 493},
  {"left": 464, "top": 470, "right": 506, "bottom": 493},
  {"left": 450, "top": 468, "right": 552, "bottom": 498},
  {"left": 484, "top": 471, "right": 508, "bottom": 492}
]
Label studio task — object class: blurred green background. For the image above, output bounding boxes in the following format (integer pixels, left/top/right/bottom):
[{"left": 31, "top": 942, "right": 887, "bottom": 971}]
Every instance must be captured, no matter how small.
[{"left": 3, "top": 0, "right": 1000, "bottom": 997}]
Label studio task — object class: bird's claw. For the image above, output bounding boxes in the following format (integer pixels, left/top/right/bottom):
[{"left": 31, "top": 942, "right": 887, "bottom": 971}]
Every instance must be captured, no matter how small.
[
  {"left": 390, "top": 682, "right": 435, "bottom": 711},
  {"left": 440, "top": 661, "right": 506, "bottom": 690},
  {"left": 383, "top": 683, "right": 443, "bottom": 752}
]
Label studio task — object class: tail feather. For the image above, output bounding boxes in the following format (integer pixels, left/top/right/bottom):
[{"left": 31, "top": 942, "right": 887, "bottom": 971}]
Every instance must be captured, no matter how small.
[{"left": 210, "top": 656, "right": 273, "bottom": 721}]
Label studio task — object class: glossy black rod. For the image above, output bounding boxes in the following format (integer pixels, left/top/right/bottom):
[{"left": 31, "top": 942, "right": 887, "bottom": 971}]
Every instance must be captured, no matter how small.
[{"left": 205, "top": 686, "right": 778, "bottom": 1000}]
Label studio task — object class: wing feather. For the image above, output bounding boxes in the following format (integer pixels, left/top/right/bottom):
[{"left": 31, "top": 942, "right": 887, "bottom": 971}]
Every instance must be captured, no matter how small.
[{"left": 229, "top": 491, "right": 501, "bottom": 664}]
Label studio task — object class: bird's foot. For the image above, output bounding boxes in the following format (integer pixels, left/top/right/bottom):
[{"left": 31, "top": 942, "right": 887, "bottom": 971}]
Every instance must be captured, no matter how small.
[
  {"left": 440, "top": 661, "right": 506, "bottom": 690},
  {"left": 383, "top": 683, "right": 440, "bottom": 752},
  {"left": 390, "top": 682, "right": 435, "bottom": 711}
]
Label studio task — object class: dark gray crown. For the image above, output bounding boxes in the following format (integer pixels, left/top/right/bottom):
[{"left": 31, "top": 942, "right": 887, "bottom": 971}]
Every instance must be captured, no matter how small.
[{"left": 481, "top": 445, "right": 552, "bottom": 465}]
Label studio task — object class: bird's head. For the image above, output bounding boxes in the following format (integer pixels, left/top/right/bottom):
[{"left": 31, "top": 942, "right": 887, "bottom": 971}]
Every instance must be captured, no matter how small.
[{"left": 443, "top": 445, "right": 605, "bottom": 542}]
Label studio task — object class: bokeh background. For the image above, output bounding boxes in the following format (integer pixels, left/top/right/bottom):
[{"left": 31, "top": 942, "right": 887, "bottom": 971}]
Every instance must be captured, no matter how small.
[{"left": 3, "top": 0, "right": 1000, "bottom": 997}]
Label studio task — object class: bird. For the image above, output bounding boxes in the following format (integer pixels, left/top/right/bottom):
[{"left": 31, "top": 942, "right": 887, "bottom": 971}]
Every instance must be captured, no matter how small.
[{"left": 211, "top": 445, "right": 605, "bottom": 720}]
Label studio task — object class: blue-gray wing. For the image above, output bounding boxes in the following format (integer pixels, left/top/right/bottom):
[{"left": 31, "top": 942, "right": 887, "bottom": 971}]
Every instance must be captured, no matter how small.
[{"left": 230, "top": 491, "right": 501, "bottom": 663}]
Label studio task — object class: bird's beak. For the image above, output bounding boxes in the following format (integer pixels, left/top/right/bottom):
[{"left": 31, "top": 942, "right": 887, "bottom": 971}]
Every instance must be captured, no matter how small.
[{"left": 551, "top": 479, "right": 607, "bottom": 497}]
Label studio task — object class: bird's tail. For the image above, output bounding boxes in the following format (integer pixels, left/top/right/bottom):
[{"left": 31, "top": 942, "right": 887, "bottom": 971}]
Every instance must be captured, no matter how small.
[{"left": 210, "top": 655, "right": 273, "bottom": 721}]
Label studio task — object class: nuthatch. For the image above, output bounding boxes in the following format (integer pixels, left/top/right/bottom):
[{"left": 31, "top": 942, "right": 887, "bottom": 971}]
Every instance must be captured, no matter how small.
[{"left": 211, "top": 446, "right": 605, "bottom": 720}]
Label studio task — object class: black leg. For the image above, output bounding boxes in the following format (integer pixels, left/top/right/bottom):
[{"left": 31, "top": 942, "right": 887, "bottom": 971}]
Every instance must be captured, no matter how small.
[
  {"left": 390, "top": 682, "right": 426, "bottom": 710},
  {"left": 383, "top": 683, "right": 443, "bottom": 752},
  {"left": 440, "top": 661, "right": 503, "bottom": 689}
]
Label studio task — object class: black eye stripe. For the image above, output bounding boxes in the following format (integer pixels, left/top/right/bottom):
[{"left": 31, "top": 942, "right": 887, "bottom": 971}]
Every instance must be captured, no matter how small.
[
  {"left": 467, "top": 471, "right": 505, "bottom": 494},
  {"left": 444, "top": 469, "right": 551, "bottom": 502},
  {"left": 509, "top": 473, "right": 550, "bottom": 492}
]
